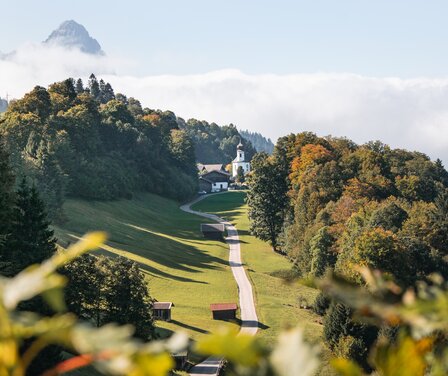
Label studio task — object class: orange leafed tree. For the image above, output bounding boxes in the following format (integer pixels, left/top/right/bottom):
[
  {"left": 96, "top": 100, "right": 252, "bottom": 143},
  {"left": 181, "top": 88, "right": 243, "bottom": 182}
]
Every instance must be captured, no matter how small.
[{"left": 289, "top": 144, "right": 333, "bottom": 187}]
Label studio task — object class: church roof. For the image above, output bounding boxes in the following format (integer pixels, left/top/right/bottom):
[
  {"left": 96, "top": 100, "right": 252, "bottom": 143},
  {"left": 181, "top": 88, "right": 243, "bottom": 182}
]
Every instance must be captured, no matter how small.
[
  {"left": 197, "top": 163, "right": 226, "bottom": 174},
  {"left": 237, "top": 142, "right": 244, "bottom": 150}
]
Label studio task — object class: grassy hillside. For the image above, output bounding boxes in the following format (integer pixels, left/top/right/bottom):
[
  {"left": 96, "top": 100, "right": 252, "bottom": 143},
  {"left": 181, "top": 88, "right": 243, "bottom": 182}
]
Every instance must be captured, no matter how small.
[
  {"left": 56, "top": 191, "right": 333, "bottom": 375},
  {"left": 193, "top": 192, "right": 335, "bottom": 375},
  {"left": 193, "top": 192, "right": 322, "bottom": 344},
  {"left": 55, "top": 193, "right": 239, "bottom": 339}
]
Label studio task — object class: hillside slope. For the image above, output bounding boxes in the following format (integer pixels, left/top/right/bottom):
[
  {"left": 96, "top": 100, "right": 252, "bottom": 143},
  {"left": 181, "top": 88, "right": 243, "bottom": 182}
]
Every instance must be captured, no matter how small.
[
  {"left": 54, "top": 193, "right": 239, "bottom": 339},
  {"left": 193, "top": 192, "right": 335, "bottom": 375}
]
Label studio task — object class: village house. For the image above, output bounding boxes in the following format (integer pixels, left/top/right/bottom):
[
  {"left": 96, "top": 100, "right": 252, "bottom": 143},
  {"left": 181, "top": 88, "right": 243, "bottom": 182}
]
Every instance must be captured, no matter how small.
[{"left": 197, "top": 163, "right": 231, "bottom": 193}]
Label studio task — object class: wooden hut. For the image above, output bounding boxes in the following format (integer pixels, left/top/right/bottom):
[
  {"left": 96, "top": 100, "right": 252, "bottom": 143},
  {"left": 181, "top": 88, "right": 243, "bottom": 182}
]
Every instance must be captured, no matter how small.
[
  {"left": 153, "top": 302, "right": 174, "bottom": 321},
  {"left": 172, "top": 350, "right": 188, "bottom": 370},
  {"left": 210, "top": 303, "right": 238, "bottom": 320},
  {"left": 200, "top": 223, "right": 225, "bottom": 240}
]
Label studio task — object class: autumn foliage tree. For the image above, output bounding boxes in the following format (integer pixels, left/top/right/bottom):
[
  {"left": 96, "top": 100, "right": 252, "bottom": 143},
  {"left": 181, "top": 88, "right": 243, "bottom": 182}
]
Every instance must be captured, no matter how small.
[{"left": 248, "top": 131, "right": 448, "bottom": 368}]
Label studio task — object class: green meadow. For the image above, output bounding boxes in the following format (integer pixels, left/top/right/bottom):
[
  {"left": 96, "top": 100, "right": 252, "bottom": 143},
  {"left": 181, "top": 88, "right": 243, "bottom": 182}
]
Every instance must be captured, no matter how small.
[
  {"left": 55, "top": 193, "right": 239, "bottom": 340},
  {"left": 192, "top": 192, "right": 322, "bottom": 345},
  {"left": 56, "top": 191, "right": 333, "bottom": 375},
  {"left": 193, "top": 191, "right": 334, "bottom": 375}
]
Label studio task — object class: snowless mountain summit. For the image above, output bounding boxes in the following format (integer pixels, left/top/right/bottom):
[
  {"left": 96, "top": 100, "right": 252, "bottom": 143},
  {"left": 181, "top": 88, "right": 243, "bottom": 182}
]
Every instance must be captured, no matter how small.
[{"left": 44, "top": 20, "right": 104, "bottom": 55}]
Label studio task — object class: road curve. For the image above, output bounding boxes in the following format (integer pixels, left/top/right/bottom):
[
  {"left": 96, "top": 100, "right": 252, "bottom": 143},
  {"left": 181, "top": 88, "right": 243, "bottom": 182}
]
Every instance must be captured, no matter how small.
[{"left": 180, "top": 193, "right": 258, "bottom": 376}]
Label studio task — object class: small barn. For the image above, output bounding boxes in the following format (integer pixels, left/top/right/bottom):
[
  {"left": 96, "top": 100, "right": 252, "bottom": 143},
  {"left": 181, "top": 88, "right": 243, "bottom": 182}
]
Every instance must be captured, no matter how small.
[
  {"left": 172, "top": 350, "right": 189, "bottom": 370},
  {"left": 153, "top": 302, "right": 174, "bottom": 321},
  {"left": 199, "top": 177, "right": 213, "bottom": 193},
  {"left": 210, "top": 303, "right": 238, "bottom": 320},
  {"left": 201, "top": 223, "right": 225, "bottom": 239}
]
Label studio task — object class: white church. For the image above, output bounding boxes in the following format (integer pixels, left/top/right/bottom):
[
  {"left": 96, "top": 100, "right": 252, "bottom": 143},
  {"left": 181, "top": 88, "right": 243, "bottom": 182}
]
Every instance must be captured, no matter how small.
[{"left": 232, "top": 141, "right": 251, "bottom": 177}]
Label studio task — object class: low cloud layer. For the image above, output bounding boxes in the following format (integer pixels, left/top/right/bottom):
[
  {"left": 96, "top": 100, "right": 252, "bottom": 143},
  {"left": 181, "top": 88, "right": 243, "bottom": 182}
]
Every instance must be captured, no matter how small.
[{"left": 2, "top": 44, "right": 448, "bottom": 163}]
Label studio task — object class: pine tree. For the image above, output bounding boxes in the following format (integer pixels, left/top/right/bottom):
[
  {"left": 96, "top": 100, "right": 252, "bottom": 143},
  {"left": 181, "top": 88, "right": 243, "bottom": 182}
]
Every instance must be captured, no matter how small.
[
  {"left": 103, "top": 83, "right": 115, "bottom": 103},
  {"left": 98, "top": 79, "right": 106, "bottom": 103},
  {"left": 35, "top": 141, "right": 67, "bottom": 220},
  {"left": 88, "top": 73, "right": 100, "bottom": 99},
  {"left": 75, "top": 78, "right": 84, "bottom": 94},
  {"left": 3, "top": 178, "right": 61, "bottom": 374},
  {"left": 6, "top": 178, "right": 56, "bottom": 275},
  {"left": 323, "top": 302, "right": 378, "bottom": 371},
  {"left": 0, "top": 138, "right": 15, "bottom": 271}
]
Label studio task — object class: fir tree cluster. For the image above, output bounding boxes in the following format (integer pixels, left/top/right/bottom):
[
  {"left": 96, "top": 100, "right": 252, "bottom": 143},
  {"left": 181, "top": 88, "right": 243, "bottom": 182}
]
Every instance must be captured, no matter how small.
[{"left": 0, "top": 138, "right": 155, "bottom": 375}]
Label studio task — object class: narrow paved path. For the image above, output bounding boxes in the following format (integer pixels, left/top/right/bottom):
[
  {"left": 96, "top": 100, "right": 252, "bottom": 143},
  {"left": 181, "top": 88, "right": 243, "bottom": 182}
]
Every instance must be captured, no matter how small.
[{"left": 180, "top": 193, "right": 258, "bottom": 375}]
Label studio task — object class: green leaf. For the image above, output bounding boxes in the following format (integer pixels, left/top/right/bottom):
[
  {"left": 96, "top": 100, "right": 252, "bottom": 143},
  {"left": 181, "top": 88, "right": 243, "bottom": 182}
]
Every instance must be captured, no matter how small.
[
  {"left": 270, "top": 328, "right": 319, "bottom": 376},
  {"left": 41, "top": 287, "right": 67, "bottom": 312},
  {"left": 331, "top": 358, "right": 364, "bottom": 376},
  {"left": 2, "top": 232, "right": 106, "bottom": 310},
  {"left": 3, "top": 271, "right": 66, "bottom": 310},
  {"left": 372, "top": 334, "right": 432, "bottom": 376},
  {"left": 195, "top": 327, "right": 262, "bottom": 367}
]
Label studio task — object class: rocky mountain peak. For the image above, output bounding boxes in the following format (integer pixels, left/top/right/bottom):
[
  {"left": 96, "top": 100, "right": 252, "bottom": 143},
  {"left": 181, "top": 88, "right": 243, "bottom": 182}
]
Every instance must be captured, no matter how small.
[{"left": 44, "top": 20, "right": 103, "bottom": 55}]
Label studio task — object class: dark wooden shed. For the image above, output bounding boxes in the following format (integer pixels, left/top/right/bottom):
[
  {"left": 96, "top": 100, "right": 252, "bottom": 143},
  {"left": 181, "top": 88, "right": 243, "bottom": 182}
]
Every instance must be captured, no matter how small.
[
  {"left": 172, "top": 350, "right": 189, "bottom": 370},
  {"left": 210, "top": 303, "right": 238, "bottom": 320},
  {"left": 201, "top": 223, "right": 225, "bottom": 239},
  {"left": 153, "top": 302, "right": 174, "bottom": 321}
]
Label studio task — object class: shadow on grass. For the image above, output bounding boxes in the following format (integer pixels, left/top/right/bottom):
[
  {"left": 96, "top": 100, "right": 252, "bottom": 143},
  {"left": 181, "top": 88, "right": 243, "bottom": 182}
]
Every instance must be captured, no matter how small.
[
  {"left": 214, "top": 318, "right": 270, "bottom": 330},
  {"left": 236, "top": 319, "right": 270, "bottom": 330},
  {"left": 65, "top": 221, "right": 230, "bottom": 279},
  {"left": 236, "top": 229, "right": 251, "bottom": 237},
  {"left": 171, "top": 319, "right": 209, "bottom": 334},
  {"left": 99, "top": 248, "right": 211, "bottom": 284}
]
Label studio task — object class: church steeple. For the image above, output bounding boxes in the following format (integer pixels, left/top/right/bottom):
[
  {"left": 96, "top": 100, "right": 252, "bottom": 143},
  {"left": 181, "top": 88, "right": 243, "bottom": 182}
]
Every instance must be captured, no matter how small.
[
  {"left": 236, "top": 140, "right": 245, "bottom": 162},
  {"left": 232, "top": 137, "right": 251, "bottom": 178}
]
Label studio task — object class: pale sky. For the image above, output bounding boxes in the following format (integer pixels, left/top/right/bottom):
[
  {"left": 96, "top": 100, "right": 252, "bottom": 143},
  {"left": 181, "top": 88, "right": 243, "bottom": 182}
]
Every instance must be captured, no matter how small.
[
  {"left": 2, "top": 1, "right": 448, "bottom": 163},
  {"left": 2, "top": 0, "right": 448, "bottom": 77}
]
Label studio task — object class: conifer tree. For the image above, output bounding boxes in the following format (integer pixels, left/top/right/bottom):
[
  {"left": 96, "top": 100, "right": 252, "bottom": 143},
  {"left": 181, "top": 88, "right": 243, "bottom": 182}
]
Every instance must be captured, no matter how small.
[
  {"left": 6, "top": 178, "right": 56, "bottom": 275},
  {"left": 88, "top": 73, "right": 100, "bottom": 99},
  {"left": 103, "top": 83, "right": 115, "bottom": 103},
  {"left": 0, "top": 138, "right": 14, "bottom": 264},
  {"left": 35, "top": 141, "right": 66, "bottom": 220},
  {"left": 75, "top": 78, "right": 84, "bottom": 93}
]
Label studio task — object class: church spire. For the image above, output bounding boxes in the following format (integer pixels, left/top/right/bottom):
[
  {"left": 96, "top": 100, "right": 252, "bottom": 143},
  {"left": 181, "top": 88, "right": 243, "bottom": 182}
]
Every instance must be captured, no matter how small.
[{"left": 237, "top": 137, "right": 244, "bottom": 150}]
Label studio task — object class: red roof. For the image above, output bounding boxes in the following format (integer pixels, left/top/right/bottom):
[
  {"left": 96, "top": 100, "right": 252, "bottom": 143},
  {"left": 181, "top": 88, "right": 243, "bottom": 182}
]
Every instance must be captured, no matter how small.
[{"left": 210, "top": 303, "right": 238, "bottom": 311}]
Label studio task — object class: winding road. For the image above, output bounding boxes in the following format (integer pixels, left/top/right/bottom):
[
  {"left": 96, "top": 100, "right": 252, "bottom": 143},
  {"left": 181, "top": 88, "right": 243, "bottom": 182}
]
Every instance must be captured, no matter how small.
[{"left": 180, "top": 193, "right": 258, "bottom": 375}]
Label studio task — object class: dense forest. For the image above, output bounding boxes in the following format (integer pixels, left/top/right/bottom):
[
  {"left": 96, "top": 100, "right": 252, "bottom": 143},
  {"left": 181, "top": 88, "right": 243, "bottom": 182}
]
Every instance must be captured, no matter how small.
[
  {"left": 0, "top": 75, "right": 199, "bottom": 219},
  {"left": 0, "top": 76, "right": 262, "bottom": 220},
  {"left": 247, "top": 132, "right": 448, "bottom": 370},
  {"left": 240, "top": 129, "right": 274, "bottom": 154},
  {"left": 0, "top": 120, "right": 155, "bottom": 375},
  {"left": 178, "top": 118, "right": 257, "bottom": 164}
]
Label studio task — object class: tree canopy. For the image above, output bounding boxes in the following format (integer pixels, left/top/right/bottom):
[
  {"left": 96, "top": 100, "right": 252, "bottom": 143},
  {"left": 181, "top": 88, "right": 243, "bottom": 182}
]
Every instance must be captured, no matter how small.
[
  {"left": 0, "top": 76, "right": 199, "bottom": 219},
  {"left": 247, "top": 131, "right": 448, "bottom": 369}
]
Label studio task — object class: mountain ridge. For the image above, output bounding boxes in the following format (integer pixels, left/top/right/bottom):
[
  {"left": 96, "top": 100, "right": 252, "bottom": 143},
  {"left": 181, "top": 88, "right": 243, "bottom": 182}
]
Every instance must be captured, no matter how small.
[{"left": 43, "top": 20, "right": 104, "bottom": 55}]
